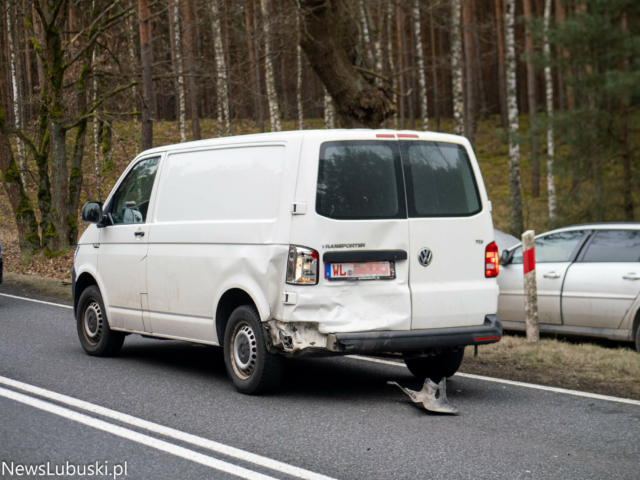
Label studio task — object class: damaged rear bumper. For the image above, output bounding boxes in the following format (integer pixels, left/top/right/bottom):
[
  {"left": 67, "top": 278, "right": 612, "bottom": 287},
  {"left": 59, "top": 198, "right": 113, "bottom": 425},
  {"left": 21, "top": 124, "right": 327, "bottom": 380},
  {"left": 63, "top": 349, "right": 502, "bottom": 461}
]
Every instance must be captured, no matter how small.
[{"left": 329, "top": 315, "right": 502, "bottom": 354}]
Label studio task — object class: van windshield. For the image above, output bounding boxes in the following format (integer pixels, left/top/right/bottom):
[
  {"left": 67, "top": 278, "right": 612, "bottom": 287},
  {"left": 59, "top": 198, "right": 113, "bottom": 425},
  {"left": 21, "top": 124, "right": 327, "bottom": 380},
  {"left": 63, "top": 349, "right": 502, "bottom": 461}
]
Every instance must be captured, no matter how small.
[
  {"left": 401, "top": 141, "right": 481, "bottom": 217},
  {"left": 316, "top": 141, "right": 406, "bottom": 220}
]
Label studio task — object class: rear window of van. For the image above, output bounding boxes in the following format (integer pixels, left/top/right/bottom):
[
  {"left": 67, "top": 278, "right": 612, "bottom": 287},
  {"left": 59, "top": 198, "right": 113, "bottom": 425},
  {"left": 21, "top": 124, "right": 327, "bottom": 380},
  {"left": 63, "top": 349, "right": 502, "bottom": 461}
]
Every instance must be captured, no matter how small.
[
  {"left": 316, "top": 140, "right": 481, "bottom": 220},
  {"left": 316, "top": 141, "right": 406, "bottom": 220}
]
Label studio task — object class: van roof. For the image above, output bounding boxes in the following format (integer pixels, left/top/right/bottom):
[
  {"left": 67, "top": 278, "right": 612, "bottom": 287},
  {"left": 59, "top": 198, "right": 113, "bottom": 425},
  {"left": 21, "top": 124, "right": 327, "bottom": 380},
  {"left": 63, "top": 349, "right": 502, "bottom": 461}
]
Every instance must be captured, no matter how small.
[{"left": 138, "top": 129, "right": 472, "bottom": 157}]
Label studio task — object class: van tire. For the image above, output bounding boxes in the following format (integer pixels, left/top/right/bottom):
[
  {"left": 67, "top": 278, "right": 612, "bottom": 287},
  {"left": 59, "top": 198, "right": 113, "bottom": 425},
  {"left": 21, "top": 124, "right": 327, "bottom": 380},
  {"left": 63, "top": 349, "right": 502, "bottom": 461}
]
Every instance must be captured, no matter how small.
[
  {"left": 404, "top": 348, "right": 465, "bottom": 381},
  {"left": 77, "top": 286, "right": 125, "bottom": 357},
  {"left": 224, "top": 305, "right": 284, "bottom": 394}
]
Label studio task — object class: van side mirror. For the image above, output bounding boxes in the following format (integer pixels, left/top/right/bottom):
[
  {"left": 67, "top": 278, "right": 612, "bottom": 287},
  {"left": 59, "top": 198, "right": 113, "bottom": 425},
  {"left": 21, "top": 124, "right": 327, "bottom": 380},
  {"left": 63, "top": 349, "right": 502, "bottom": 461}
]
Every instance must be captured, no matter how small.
[
  {"left": 500, "top": 249, "right": 513, "bottom": 266},
  {"left": 81, "top": 202, "right": 102, "bottom": 224}
]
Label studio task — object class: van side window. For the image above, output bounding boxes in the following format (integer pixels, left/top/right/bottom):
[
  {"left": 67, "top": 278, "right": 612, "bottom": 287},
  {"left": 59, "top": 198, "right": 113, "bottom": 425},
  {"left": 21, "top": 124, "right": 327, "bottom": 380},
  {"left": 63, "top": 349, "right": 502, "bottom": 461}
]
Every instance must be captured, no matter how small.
[
  {"left": 401, "top": 142, "right": 481, "bottom": 217},
  {"left": 581, "top": 230, "right": 640, "bottom": 262},
  {"left": 316, "top": 141, "right": 406, "bottom": 220},
  {"left": 110, "top": 157, "right": 160, "bottom": 225}
]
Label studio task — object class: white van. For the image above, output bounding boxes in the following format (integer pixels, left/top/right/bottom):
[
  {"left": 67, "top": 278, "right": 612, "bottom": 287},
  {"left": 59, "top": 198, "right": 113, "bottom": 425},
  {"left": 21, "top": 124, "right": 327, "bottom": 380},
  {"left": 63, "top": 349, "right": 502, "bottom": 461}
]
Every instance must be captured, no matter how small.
[{"left": 74, "top": 130, "right": 502, "bottom": 394}]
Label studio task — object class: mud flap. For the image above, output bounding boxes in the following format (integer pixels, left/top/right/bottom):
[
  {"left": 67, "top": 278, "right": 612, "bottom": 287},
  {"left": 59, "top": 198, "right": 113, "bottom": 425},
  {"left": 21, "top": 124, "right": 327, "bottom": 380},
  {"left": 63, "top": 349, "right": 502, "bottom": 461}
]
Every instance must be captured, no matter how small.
[{"left": 388, "top": 378, "right": 459, "bottom": 414}]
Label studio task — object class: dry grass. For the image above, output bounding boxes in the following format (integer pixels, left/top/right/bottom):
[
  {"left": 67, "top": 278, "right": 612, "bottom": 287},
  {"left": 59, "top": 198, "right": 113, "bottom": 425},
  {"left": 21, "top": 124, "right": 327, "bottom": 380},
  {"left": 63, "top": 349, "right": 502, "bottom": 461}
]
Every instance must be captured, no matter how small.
[{"left": 461, "top": 334, "right": 640, "bottom": 400}]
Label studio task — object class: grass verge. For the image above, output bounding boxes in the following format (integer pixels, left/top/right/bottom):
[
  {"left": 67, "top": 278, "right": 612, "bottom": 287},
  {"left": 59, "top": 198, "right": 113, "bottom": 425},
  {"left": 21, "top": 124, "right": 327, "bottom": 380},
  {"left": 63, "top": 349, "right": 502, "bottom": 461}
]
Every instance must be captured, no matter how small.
[
  {"left": 0, "top": 272, "right": 73, "bottom": 304},
  {"left": 461, "top": 335, "right": 640, "bottom": 400}
]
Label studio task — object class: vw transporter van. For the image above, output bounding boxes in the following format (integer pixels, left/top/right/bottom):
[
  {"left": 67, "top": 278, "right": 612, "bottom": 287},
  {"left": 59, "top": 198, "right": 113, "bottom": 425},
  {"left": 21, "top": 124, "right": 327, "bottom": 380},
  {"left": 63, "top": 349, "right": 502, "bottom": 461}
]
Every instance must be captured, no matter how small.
[{"left": 74, "top": 130, "right": 502, "bottom": 394}]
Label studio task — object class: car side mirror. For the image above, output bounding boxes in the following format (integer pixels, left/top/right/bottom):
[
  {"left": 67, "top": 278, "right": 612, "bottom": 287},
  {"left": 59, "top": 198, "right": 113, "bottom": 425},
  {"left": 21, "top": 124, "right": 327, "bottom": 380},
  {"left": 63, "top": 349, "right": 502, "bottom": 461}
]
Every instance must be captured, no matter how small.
[
  {"left": 81, "top": 201, "right": 102, "bottom": 224},
  {"left": 500, "top": 249, "right": 513, "bottom": 266}
]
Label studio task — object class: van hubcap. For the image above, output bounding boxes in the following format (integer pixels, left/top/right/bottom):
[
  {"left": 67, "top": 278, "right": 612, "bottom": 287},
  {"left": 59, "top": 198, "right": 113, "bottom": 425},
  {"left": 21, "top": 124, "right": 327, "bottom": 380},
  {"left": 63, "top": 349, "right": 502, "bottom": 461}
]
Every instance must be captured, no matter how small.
[
  {"left": 231, "top": 322, "right": 258, "bottom": 380},
  {"left": 84, "top": 301, "right": 103, "bottom": 345}
]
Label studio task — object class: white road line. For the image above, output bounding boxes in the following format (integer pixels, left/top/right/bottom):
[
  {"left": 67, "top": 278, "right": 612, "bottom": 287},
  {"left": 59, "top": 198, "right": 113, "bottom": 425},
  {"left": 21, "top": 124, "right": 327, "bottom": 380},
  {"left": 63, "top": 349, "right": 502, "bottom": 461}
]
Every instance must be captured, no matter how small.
[
  {"left": 0, "top": 292, "right": 73, "bottom": 309},
  {"left": 347, "top": 355, "right": 640, "bottom": 407},
  {"left": 0, "top": 386, "right": 277, "bottom": 480},
  {"left": 0, "top": 376, "right": 336, "bottom": 480}
]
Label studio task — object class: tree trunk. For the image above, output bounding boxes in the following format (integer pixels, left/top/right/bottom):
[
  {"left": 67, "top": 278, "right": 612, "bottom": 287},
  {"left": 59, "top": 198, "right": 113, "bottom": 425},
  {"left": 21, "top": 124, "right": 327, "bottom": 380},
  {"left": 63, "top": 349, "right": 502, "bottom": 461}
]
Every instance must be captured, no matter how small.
[
  {"left": 296, "top": 14, "right": 304, "bottom": 130},
  {"left": 252, "top": 0, "right": 264, "bottom": 132},
  {"left": 244, "top": 1, "right": 263, "bottom": 132},
  {"left": 412, "top": 0, "right": 428, "bottom": 131},
  {"left": 462, "top": 0, "right": 476, "bottom": 146},
  {"left": 299, "top": 0, "right": 394, "bottom": 128},
  {"left": 127, "top": 0, "right": 140, "bottom": 152},
  {"left": 139, "top": 0, "right": 154, "bottom": 151},
  {"left": 620, "top": 12, "right": 632, "bottom": 221},
  {"left": 494, "top": 0, "right": 508, "bottom": 130},
  {"left": 172, "top": 0, "right": 187, "bottom": 142},
  {"left": 260, "top": 0, "right": 281, "bottom": 132},
  {"left": 543, "top": 0, "right": 556, "bottom": 225},
  {"left": 386, "top": 0, "right": 398, "bottom": 129},
  {"left": 182, "top": 0, "right": 201, "bottom": 140},
  {"left": 523, "top": 0, "right": 540, "bottom": 198},
  {"left": 358, "top": 0, "right": 375, "bottom": 69},
  {"left": 0, "top": 102, "right": 41, "bottom": 256},
  {"left": 209, "top": 0, "right": 231, "bottom": 136},
  {"left": 451, "top": 0, "right": 464, "bottom": 136},
  {"left": 429, "top": 9, "right": 440, "bottom": 131},
  {"left": 396, "top": 4, "right": 405, "bottom": 129},
  {"left": 505, "top": 0, "right": 524, "bottom": 237},
  {"left": 93, "top": 48, "right": 102, "bottom": 203},
  {"left": 324, "top": 87, "right": 336, "bottom": 128},
  {"left": 6, "top": 5, "right": 26, "bottom": 186}
]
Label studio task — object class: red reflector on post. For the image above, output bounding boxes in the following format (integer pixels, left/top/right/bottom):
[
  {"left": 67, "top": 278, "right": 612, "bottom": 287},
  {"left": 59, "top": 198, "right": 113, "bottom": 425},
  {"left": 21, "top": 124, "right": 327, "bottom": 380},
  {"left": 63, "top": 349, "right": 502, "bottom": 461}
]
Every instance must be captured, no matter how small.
[
  {"left": 523, "top": 248, "right": 536, "bottom": 274},
  {"left": 474, "top": 336, "right": 500, "bottom": 342},
  {"left": 397, "top": 133, "right": 419, "bottom": 138},
  {"left": 376, "top": 134, "right": 396, "bottom": 138},
  {"left": 485, "top": 241, "right": 499, "bottom": 278}
]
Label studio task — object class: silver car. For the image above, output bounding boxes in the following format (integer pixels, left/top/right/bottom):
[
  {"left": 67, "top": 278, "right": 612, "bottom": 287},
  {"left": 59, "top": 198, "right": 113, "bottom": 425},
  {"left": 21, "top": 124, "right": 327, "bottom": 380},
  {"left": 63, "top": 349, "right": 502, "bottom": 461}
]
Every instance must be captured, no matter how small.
[{"left": 498, "top": 223, "right": 640, "bottom": 352}]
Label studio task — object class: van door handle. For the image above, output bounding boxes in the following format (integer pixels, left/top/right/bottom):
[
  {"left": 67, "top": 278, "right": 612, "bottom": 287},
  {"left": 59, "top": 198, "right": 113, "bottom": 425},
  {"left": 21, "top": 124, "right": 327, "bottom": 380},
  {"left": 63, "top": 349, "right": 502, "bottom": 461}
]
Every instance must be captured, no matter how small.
[
  {"left": 543, "top": 272, "right": 561, "bottom": 279},
  {"left": 134, "top": 231, "right": 145, "bottom": 237},
  {"left": 623, "top": 273, "right": 640, "bottom": 280}
]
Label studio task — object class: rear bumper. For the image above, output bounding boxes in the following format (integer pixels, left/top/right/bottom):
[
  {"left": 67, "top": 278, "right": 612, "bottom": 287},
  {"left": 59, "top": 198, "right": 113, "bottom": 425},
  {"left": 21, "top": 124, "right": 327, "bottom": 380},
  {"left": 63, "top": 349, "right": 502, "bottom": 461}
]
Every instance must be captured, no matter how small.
[{"left": 330, "top": 315, "right": 502, "bottom": 353}]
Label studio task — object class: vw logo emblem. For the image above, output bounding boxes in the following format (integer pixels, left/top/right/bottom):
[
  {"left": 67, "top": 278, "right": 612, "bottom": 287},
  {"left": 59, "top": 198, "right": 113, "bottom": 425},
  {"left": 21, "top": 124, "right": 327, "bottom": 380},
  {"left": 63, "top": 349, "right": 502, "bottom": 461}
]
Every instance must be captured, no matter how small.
[{"left": 418, "top": 248, "right": 433, "bottom": 267}]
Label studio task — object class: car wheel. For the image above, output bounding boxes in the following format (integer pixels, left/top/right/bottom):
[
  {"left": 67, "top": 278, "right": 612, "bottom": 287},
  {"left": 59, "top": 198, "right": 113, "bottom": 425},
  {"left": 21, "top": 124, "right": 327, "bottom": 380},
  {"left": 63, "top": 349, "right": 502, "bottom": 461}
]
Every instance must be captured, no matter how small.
[
  {"left": 404, "top": 348, "right": 465, "bottom": 381},
  {"left": 77, "top": 285, "right": 125, "bottom": 356},
  {"left": 223, "top": 305, "right": 284, "bottom": 394}
]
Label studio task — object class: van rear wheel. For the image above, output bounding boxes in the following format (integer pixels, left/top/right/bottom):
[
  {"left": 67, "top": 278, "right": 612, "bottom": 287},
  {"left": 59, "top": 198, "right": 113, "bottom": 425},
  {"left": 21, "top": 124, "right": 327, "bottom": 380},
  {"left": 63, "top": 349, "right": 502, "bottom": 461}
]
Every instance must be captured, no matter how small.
[
  {"left": 404, "top": 348, "right": 465, "bottom": 381},
  {"left": 223, "top": 305, "right": 284, "bottom": 394}
]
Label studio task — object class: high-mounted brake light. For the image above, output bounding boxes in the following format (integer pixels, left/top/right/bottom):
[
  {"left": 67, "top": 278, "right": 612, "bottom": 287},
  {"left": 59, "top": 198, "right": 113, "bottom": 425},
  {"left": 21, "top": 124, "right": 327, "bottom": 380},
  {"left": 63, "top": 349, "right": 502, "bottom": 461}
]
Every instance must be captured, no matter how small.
[
  {"left": 485, "top": 241, "right": 499, "bottom": 278},
  {"left": 376, "top": 134, "right": 396, "bottom": 138},
  {"left": 397, "top": 133, "right": 419, "bottom": 138},
  {"left": 286, "top": 245, "right": 319, "bottom": 285}
]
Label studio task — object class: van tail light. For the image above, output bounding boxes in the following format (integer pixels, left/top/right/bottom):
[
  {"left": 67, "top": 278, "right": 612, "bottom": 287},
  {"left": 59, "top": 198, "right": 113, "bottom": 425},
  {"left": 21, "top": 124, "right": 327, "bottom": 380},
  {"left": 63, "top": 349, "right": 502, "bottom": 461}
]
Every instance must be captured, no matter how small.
[
  {"left": 286, "top": 245, "right": 319, "bottom": 285},
  {"left": 485, "top": 241, "right": 499, "bottom": 278}
]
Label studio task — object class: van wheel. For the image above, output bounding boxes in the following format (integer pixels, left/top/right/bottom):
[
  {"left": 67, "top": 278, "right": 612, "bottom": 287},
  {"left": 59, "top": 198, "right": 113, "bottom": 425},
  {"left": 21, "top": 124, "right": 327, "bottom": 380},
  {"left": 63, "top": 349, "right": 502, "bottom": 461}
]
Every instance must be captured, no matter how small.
[
  {"left": 404, "top": 348, "right": 465, "bottom": 381},
  {"left": 77, "top": 286, "right": 125, "bottom": 356},
  {"left": 223, "top": 305, "right": 284, "bottom": 394}
]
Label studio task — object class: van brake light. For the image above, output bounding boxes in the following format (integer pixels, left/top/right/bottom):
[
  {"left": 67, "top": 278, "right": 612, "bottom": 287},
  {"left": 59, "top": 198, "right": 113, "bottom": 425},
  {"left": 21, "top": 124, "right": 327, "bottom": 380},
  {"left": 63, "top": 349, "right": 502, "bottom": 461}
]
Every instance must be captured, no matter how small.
[
  {"left": 286, "top": 245, "right": 319, "bottom": 285},
  {"left": 485, "top": 241, "right": 499, "bottom": 278}
]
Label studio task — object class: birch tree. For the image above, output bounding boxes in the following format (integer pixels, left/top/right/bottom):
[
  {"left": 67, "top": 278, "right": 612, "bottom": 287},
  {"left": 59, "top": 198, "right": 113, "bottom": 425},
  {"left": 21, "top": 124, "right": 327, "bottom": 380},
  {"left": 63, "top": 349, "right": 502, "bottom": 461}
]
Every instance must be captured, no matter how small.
[
  {"left": 523, "top": 0, "right": 540, "bottom": 197},
  {"left": 450, "top": 0, "right": 464, "bottom": 136},
  {"left": 324, "top": 88, "right": 336, "bottom": 129},
  {"left": 6, "top": 5, "right": 26, "bottom": 186},
  {"left": 543, "top": 0, "right": 556, "bottom": 224},
  {"left": 208, "top": 0, "right": 231, "bottom": 136},
  {"left": 172, "top": 0, "right": 187, "bottom": 142},
  {"left": 260, "top": 0, "right": 281, "bottom": 132},
  {"left": 296, "top": 14, "right": 304, "bottom": 130},
  {"left": 504, "top": 0, "right": 524, "bottom": 237},
  {"left": 358, "top": 0, "right": 375, "bottom": 69},
  {"left": 411, "top": 0, "right": 428, "bottom": 131}
]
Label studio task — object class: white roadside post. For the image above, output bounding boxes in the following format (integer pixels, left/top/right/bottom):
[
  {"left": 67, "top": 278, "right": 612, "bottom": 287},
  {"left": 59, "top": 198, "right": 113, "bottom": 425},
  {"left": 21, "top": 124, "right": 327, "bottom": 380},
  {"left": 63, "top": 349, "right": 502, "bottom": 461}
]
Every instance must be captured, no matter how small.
[{"left": 522, "top": 230, "right": 539, "bottom": 343}]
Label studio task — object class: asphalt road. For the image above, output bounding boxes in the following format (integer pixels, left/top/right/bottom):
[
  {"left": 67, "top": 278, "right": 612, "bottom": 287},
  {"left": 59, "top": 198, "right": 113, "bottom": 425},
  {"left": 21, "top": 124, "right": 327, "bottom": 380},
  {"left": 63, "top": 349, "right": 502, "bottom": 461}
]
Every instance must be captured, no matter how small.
[{"left": 0, "top": 290, "right": 639, "bottom": 480}]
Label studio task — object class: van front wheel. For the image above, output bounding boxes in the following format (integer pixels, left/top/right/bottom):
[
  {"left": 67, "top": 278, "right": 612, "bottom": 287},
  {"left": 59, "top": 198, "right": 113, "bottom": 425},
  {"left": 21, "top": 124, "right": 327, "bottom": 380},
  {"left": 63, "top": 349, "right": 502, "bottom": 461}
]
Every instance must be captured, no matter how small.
[
  {"left": 76, "top": 285, "right": 125, "bottom": 356},
  {"left": 404, "top": 348, "right": 465, "bottom": 381},
  {"left": 223, "top": 305, "right": 284, "bottom": 394}
]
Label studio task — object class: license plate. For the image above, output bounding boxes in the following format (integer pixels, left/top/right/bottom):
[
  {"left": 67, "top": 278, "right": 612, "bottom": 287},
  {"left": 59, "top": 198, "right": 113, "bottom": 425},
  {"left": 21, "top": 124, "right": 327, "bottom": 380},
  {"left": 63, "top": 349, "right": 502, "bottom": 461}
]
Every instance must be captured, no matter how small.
[{"left": 324, "top": 261, "right": 396, "bottom": 281}]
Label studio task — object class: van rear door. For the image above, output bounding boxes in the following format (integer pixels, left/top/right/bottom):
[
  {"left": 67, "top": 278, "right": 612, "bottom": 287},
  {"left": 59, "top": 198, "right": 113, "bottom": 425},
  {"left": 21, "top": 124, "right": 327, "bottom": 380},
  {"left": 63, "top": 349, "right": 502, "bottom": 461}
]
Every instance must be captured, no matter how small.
[
  {"left": 399, "top": 139, "right": 497, "bottom": 330},
  {"left": 287, "top": 135, "right": 412, "bottom": 334}
]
